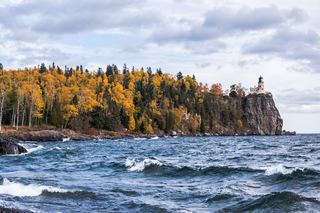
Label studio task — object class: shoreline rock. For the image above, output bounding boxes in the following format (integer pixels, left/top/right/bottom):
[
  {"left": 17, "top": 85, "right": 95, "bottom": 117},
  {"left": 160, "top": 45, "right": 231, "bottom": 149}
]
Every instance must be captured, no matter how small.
[
  {"left": 0, "top": 206, "right": 32, "bottom": 213},
  {"left": 281, "top": 130, "right": 297, "bottom": 136},
  {"left": 0, "top": 134, "right": 27, "bottom": 155}
]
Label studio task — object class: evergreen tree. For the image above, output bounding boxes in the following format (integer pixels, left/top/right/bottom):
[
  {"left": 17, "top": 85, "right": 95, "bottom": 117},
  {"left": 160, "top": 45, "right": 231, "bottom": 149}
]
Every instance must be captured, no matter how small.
[
  {"left": 40, "top": 63, "right": 47, "bottom": 73},
  {"left": 177, "top": 72, "right": 183, "bottom": 80}
]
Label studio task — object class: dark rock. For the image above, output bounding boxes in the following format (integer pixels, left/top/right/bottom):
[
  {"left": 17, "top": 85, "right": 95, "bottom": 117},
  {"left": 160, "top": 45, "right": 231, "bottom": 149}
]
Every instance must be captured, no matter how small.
[
  {"left": 0, "top": 206, "right": 32, "bottom": 213},
  {"left": 243, "top": 93, "right": 283, "bottom": 135},
  {"left": 281, "top": 130, "right": 296, "bottom": 135},
  {"left": 0, "top": 135, "right": 27, "bottom": 155}
]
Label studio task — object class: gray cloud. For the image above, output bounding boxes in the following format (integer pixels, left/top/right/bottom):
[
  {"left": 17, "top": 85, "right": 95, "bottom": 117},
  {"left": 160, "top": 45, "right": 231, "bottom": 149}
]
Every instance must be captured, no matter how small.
[
  {"left": 204, "top": 6, "right": 306, "bottom": 30},
  {"left": 243, "top": 28, "right": 320, "bottom": 72},
  {"left": 150, "top": 6, "right": 306, "bottom": 44},
  {"left": 0, "top": 0, "right": 162, "bottom": 37}
]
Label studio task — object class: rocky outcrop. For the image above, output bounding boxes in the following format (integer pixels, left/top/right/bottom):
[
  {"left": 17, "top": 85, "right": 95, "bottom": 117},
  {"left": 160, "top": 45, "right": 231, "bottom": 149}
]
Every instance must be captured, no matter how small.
[
  {"left": 0, "top": 206, "right": 32, "bottom": 213},
  {"left": 0, "top": 135, "right": 27, "bottom": 155},
  {"left": 243, "top": 93, "right": 283, "bottom": 135},
  {"left": 5, "top": 130, "right": 67, "bottom": 142}
]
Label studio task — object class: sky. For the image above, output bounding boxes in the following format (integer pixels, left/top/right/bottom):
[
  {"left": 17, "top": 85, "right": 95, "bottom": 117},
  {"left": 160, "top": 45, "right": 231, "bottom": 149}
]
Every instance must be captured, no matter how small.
[{"left": 0, "top": 0, "right": 319, "bottom": 133}]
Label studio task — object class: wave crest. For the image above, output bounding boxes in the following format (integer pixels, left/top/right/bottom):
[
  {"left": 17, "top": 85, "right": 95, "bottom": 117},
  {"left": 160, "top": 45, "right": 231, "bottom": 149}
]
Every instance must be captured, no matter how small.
[
  {"left": 264, "top": 164, "right": 293, "bottom": 175},
  {"left": 264, "top": 165, "right": 319, "bottom": 179},
  {"left": 125, "top": 158, "right": 261, "bottom": 176},
  {"left": 0, "top": 178, "right": 66, "bottom": 197},
  {"left": 125, "top": 158, "right": 163, "bottom": 172}
]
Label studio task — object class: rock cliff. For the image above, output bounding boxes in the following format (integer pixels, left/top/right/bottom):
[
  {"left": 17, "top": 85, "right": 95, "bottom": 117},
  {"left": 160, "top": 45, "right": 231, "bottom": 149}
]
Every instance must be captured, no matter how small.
[
  {"left": 243, "top": 93, "right": 283, "bottom": 135},
  {"left": 204, "top": 93, "right": 283, "bottom": 136}
]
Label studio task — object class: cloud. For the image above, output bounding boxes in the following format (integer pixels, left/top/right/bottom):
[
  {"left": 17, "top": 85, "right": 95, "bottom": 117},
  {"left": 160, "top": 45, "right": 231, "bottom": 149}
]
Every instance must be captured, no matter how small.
[
  {"left": 204, "top": 6, "right": 306, "bottom": 30},
  {"left": 150, "top": 6, "right": 306, "bottom": 44},
  {"left": 243, "top": 28, "right": 320, "bottom": 72},
  {"left": 0, "top": 41, "right": 71, "bottom": 67},
  {"left": 0, "top": 0, "right": 162, "bottom": 37},
  {"left": 277, "top": 88, "right": 320, "bottom": 113}
]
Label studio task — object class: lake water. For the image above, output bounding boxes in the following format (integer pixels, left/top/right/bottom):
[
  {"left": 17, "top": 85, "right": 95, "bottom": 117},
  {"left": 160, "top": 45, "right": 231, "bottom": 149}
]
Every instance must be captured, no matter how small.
[{"left": 0, "top": 135, "right": 320, "bottom": 212}]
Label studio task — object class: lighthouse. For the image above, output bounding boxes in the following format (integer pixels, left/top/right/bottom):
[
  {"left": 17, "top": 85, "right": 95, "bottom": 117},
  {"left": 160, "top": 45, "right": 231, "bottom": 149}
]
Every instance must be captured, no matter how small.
[
  {"left": 250, "top": 76, "right": 266, "bottom": 94},
  {"left": 258, "top": 76, "right": 265, "bottom": 94}
]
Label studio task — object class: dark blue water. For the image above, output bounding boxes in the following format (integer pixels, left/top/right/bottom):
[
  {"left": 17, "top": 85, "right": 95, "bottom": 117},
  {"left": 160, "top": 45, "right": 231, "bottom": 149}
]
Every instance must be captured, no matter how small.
[{"left": 1, "top": 135, "right": 320, "bottom": 212}]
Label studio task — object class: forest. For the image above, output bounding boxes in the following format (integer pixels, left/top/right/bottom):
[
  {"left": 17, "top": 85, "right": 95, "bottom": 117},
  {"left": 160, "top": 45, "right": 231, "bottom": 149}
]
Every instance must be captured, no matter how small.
[{"left": 0, "top": 63, "right": 246, "bottom": 135}]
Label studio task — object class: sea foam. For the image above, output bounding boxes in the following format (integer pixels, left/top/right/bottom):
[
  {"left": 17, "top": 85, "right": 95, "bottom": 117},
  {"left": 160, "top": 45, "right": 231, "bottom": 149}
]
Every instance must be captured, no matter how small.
[
  {"left": 26, "top": 145, "right": 44, "bottom": 154},
  {"left": 125, "top": 158, "right": 162, "bottom": 172},
  {"left": 0, "top": 178, "right": 67, "bottom": 197},
  {"left": 63, "top": 138, "right": 71, "bottom": 142},
  {"left": 264, "top": 164, "right": 303, "bottom": 175}
]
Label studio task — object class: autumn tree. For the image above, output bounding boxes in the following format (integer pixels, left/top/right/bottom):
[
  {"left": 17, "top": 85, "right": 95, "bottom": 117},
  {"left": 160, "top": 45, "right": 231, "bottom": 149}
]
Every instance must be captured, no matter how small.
[{"left": 210, "top": 83, "right": 223, "bottom": 96}]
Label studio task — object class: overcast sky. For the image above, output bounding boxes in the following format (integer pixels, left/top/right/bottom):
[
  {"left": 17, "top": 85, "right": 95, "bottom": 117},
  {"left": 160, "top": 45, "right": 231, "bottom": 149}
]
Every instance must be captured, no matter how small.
[{"left": 0, "top": 0, "right": 319, "bottom": 133}]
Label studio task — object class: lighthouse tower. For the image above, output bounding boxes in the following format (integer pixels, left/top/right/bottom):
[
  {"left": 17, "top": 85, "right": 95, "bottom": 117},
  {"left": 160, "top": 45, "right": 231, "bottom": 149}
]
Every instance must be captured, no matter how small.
[{"left": 257, "top": 76, "right": 265, "bottom": 94}]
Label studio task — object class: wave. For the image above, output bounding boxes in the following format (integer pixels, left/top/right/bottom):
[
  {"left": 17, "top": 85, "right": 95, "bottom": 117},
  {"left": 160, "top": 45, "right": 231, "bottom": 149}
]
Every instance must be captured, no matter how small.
[
  {"left": 134, "top": 138, "right": 147, "bottom": 141},
  {"left": 53, "top": 146, "right": 62, "bottom": 150},
  {"left": 149, "top": 136, "right": 159, "bottom": 140},
  {"left": 124, "top": 201, "right": 169, "bottom": 212},
  {"left": 263, "top": 164, "right": 320, "bottom": 180},
  {"left": 5, "top": 144, "right": 44, "bottom": 156},
  {"left": 224, "top": 191, "right": 320, "bottom": 212},
  {"left": 42, "top": 190, "right": 98, "bottom": 200},
  {"left": 206, "top": 194, "right": 237, "bottom": 204},
  {"left": 125, "top": 158, "right": 162, "bottom": 172},
  {"left": 0, "top": 178, "right": 66, "bottom": 197},
  {"left": 0, "top": 178, "right": 97, "bottom": 200},
  {"left": 111, "top": 188, "right": 140, "bottom": 197},
  {"left": 125, "top": 158, "right": 262, "bottom": 176},
  {"left": 264, "top": 164, "right": 298, "bottom": 175},
  {"left": 62, "top": 137, "right": 71, "bottom": 142},
  {"left": 26, "top": 145, "right": 44, "bottom": 154}
]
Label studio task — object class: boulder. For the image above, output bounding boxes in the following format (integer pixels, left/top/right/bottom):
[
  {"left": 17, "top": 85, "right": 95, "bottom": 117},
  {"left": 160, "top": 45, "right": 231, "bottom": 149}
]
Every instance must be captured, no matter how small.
[
  {"left": 0, "top": 135, "right": 27, "bottom": 155},
  {"left": 0, "top": 206, "right": 32, "bottom": 213},
  {"left": 281, "top": 130, "right": 297, "bottom": 136}
]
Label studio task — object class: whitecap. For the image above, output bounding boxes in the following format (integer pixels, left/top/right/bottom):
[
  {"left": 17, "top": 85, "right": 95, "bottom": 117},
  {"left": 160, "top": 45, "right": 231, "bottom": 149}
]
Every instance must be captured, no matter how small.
[
  {"left": 134, "top": 138, "right": 147, "bottom": 141},
  {"left": 15, "top": 144, "right": 44, "bottom": 155},
  {"left": 125, "top": 158, "right": 163, "bottom": 172},
  {"left": 264, "top": 164, "right": 293, "bottom": 175},
  {"left": 149, "top": 136, "right": 159, "bottom": 140},
  {"left": 62, "top": 138, "right": 71, "bottom": 142},
  {"left": 125, "top": 158, "right": 136, "bottom": 168},
  {"left": 0, "top": 178, "right": 67, "bottom": 197},
  {"left": 26, "top": 145, "right": 44, "bottom": 154},
  {"left": 53, "top": 146, "right": 62, "bottom": 150}
]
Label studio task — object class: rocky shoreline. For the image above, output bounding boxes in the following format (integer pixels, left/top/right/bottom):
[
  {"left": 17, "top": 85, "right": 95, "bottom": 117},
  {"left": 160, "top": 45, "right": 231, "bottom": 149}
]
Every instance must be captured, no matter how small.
[{"left": 2, "top": 127, "right": 297, "bottom": 143}]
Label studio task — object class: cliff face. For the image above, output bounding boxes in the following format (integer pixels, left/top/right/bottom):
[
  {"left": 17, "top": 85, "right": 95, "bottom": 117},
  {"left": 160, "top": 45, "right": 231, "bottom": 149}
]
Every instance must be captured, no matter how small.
[
  {"left": 243, "top": 94, "right": 283, "bottom": 135},
  {"left": 204, "top": 93, "right": 283, "bottom": 136}
]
